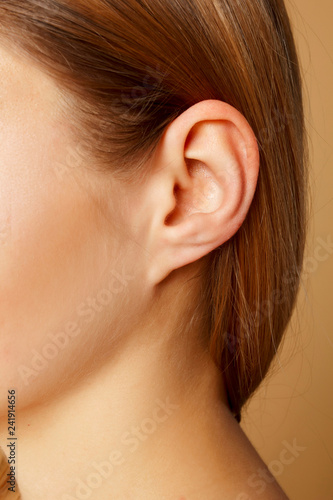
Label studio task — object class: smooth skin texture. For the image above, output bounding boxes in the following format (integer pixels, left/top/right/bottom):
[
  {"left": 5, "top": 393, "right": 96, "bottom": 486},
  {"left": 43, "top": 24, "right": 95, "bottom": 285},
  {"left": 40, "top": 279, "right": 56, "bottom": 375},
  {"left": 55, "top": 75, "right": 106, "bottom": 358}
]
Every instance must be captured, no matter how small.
[{"left": 0, "top": 43, "right": 288, "bottom": 500}]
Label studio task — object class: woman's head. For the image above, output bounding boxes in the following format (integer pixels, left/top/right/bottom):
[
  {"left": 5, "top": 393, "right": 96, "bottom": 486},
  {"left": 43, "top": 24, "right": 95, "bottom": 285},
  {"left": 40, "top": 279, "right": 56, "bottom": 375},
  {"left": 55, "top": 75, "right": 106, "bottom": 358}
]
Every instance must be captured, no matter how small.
[{"left": 0, "top": 0, "right": 307, "bottom": 422}]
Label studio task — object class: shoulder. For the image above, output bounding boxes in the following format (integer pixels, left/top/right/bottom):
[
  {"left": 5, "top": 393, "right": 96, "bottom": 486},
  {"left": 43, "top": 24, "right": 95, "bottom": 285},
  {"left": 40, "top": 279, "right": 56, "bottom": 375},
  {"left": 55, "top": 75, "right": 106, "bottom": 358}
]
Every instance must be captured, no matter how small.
[
  {"left": 201, "top": 455, "right": 290, "bottom": 500},
  {"left": 226, "top": 474, "right": 290, "bottom": 500},
  {"left": 197, "top": 410, "right": 290, "bottom": 500},
  {"left": 170, "top": 404, "right": 290, "bottom": 500}
]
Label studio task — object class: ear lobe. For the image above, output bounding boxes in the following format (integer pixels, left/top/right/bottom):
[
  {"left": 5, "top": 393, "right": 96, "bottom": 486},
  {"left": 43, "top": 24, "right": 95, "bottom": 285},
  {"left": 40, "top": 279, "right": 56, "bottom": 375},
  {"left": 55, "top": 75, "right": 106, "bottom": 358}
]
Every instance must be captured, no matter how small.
[{"left": 146, "top": 100, "right": 259, "bottom": 285}]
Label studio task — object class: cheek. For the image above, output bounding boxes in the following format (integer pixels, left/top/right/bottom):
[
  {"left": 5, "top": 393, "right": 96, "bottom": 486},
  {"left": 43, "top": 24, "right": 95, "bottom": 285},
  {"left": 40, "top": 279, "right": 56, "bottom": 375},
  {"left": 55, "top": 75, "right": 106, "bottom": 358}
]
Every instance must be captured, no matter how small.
[{"left": 0, "top": 119, "right": 116, "bottom": 408}]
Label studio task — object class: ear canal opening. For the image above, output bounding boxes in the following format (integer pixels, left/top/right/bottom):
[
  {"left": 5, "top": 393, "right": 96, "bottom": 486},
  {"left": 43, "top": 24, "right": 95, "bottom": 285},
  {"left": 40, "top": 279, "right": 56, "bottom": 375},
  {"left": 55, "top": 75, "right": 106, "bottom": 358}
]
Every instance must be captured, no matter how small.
[{"left": 164, "top": 184, "right": 180, "bottom": 225}]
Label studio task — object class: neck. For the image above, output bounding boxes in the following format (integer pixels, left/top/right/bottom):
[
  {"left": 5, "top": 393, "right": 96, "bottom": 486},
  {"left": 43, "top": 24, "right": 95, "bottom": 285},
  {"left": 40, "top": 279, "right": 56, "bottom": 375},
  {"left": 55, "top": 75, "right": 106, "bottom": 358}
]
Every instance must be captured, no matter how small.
[{"left": 0, "top": 280, "right": 234, "bottom": 500}]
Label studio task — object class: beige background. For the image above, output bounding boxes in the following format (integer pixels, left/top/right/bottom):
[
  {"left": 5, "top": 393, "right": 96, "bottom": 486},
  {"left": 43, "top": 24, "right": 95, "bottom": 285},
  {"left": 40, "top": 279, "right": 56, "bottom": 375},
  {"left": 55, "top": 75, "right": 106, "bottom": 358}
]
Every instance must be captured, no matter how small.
[{"left": 241, "top": 1, "right": 333, "bottom": 498}]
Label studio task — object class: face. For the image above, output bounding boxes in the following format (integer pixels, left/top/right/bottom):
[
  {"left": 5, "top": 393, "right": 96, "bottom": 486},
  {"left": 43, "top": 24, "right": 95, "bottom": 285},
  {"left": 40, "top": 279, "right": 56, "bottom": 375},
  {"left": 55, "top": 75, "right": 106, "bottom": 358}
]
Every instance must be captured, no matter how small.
[{"left": 0, "top": 42, "right": 148, "bottom": 415}]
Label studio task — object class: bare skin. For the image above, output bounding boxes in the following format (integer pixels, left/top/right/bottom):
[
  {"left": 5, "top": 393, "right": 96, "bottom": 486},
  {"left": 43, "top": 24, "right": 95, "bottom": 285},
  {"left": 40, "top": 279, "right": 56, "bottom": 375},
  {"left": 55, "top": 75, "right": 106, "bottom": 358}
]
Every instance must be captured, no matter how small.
[{"left": 0, "top": 43, "right": 288, "bottom": 500}]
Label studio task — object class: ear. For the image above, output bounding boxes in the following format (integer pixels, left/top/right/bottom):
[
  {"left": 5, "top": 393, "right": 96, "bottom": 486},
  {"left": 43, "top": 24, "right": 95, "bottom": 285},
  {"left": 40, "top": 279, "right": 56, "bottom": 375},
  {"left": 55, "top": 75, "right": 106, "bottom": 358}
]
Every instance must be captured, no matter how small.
[{"left": 142, "top": 100, "right": 259, "bottom": 285}]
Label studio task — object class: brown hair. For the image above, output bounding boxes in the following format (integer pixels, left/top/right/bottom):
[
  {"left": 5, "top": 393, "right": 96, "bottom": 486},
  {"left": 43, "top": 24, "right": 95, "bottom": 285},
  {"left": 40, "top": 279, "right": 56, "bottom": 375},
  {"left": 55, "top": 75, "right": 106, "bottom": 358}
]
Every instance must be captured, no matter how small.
[{"left": 0, "top": 0, "right": 308, "bottom": 422}]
